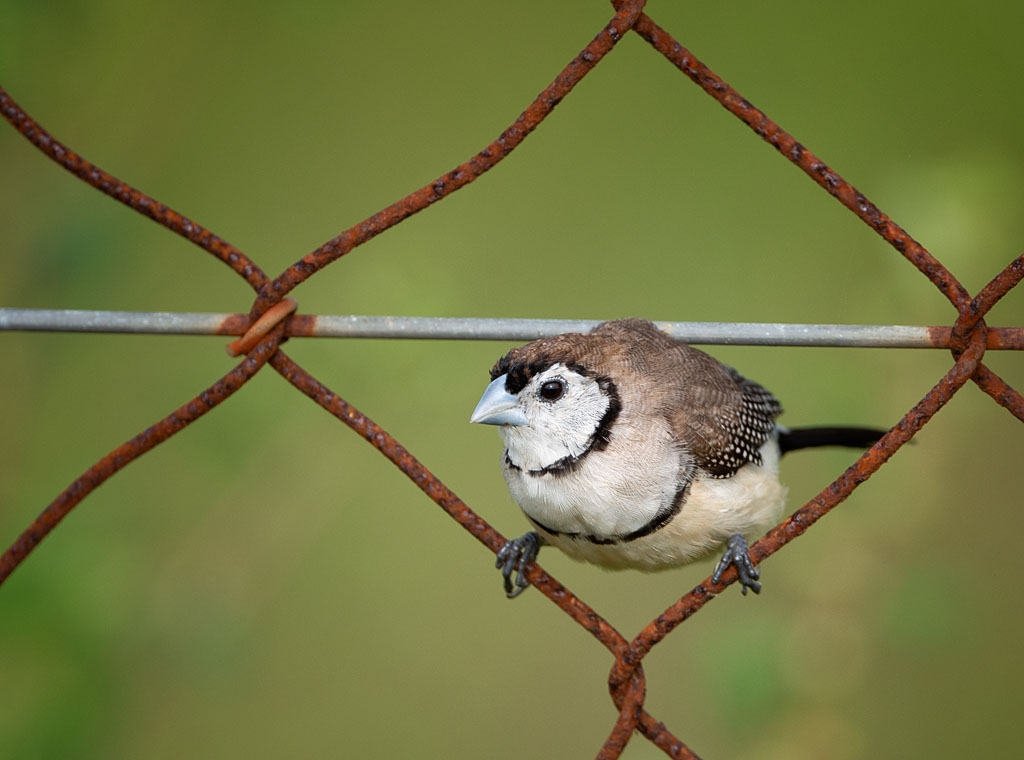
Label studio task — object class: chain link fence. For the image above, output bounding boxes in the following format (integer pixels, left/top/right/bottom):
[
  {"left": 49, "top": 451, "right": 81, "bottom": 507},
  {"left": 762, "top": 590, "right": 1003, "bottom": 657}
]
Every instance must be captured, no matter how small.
[{"left": 2, "top": 1, "right": 1022, "bottom": 757}]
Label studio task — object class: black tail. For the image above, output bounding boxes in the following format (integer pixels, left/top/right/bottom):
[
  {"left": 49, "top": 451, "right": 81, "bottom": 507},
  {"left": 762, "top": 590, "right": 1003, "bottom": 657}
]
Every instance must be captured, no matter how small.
[{"left": 778, "top": 426, "right": 887, "bottom": 455}]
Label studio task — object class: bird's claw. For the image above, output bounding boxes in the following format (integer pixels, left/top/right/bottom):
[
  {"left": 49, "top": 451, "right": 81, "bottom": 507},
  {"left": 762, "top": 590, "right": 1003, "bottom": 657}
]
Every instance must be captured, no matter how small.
[
  {"left": 712, "top": 533, "right": 762, "bottom": 595},
  {"left": 495, "top": 531, "right": 540, "bottom": 599}
]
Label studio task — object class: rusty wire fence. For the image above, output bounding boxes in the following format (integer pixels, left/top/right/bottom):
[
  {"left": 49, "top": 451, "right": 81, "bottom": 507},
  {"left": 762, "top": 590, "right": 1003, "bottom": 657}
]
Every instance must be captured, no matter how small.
[{"left": 2, "top": 1, "right": 1023, "bottom": 757}]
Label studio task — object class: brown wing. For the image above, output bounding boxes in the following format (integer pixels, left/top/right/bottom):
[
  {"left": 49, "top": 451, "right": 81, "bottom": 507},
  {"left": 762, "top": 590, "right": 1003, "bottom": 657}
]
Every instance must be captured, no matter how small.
[
  {"left": 685, "top": 367, "right": 782, "bottom": 478},
  {"left": 587, "top": 320, "right": 783, "bottom": 479}
]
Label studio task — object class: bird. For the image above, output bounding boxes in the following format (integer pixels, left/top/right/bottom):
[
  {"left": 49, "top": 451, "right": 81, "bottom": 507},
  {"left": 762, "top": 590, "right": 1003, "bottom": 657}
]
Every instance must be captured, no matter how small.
[{"left": 470, "top": 318, "right": 885, "bottom": 598}]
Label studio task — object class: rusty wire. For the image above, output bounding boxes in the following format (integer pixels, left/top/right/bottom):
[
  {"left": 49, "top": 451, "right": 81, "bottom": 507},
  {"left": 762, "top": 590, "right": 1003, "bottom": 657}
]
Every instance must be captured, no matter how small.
[{"left": 1, "top": 0, "right": 1022, "bottom": 757}]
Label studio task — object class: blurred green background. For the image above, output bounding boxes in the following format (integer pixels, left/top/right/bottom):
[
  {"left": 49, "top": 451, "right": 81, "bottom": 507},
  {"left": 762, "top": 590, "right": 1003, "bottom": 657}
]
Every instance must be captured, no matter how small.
[{"left": 2, "top": 1, "right": 1022, "bottom": 758}]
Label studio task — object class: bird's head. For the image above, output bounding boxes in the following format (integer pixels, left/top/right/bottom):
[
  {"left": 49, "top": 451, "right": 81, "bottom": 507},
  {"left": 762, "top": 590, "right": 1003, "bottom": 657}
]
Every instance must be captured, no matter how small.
[{"left": 471, "top": 347, "right": 620, "bottom": 473}]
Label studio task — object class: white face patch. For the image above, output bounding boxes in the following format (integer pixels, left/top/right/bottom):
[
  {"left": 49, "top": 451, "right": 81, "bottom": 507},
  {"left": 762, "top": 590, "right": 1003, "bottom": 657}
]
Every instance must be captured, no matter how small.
[{"left": 499, "top": 364, "right": 612, "bottom": 472}]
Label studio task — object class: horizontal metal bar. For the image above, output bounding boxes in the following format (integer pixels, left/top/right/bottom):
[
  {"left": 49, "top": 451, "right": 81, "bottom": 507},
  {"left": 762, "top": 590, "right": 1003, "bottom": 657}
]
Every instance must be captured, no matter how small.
[
  {"left": 313, "top": 315, "right": 603, "bottom": 342},
  {"left": 311, "top": 315, "right": 941, "bottom": 347},
  {"left": 0, "top": 308, "right": 232, "bottom": 335},
  {"left": 1, "top": 308, "right": 1019, "bottom": 349}
]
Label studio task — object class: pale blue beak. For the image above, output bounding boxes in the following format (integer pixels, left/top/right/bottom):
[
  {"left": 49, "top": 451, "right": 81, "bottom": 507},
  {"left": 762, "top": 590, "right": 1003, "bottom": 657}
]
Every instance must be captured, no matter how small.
[{"left": 470, "top": 374, "right": 527, "bottom": 426}]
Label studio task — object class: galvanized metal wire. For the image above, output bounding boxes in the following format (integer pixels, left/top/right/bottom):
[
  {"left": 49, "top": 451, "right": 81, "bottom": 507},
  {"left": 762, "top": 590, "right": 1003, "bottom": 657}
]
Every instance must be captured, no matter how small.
[{"left": 3, "top": 308, "right": 1022, "bottom": 349}]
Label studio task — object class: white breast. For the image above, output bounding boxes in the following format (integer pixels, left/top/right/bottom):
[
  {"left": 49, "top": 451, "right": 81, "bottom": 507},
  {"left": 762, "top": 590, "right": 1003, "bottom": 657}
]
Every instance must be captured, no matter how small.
[
  {"left": 505, "top": 437, "right": 787, "bottom": 571},
  {"left": 502, "top": 414, "right": 682, "bottom": 539}
]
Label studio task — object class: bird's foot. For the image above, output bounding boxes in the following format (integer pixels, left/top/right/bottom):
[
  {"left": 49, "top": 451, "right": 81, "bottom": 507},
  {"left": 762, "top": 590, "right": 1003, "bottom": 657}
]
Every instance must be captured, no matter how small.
[
  {"left": 495, "top": 531, "right": 540, "bottom": 599},
  {"left": 712, "top": 534, "right": 762, "bottom": 595}
]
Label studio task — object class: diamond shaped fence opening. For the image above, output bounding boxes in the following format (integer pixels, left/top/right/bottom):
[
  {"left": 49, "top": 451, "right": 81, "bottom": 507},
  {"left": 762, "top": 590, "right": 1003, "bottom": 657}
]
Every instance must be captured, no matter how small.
[{"left": 1, "top": 2, "right": 1022, "bottom": 758}]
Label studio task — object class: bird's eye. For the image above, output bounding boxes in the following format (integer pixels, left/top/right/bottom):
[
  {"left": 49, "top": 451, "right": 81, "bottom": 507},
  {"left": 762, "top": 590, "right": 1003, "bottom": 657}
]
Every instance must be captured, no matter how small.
[{"left": 539, "top": 378, "right": 566, "bottom": 402}]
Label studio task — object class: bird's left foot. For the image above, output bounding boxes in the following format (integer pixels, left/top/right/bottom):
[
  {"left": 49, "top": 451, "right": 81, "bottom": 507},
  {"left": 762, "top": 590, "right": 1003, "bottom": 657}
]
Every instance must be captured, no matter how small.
[{"left": 712, "top": 534, "right": 762, "bottom": 595}]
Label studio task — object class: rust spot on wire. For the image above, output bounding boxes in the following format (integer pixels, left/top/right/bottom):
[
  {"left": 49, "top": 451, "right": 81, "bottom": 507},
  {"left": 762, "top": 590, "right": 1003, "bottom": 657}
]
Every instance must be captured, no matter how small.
[
  {"left": 925, "top": 326, "right": 1024, "bottom": 351},
  {"left": 226, "top": 297, "right": 298, "bottom": 356},
  {"left": 973, "top": 366, "right": 1024, "bottom": 422},
  {"left": 970, "top": 254, "right": 1024, "bottom": 321},
  {"left": 599, "top": 669, "right": 646, "bottom": 759},
  {"left": 215, "top": 313, "right": 253, "bottom": 336}
]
